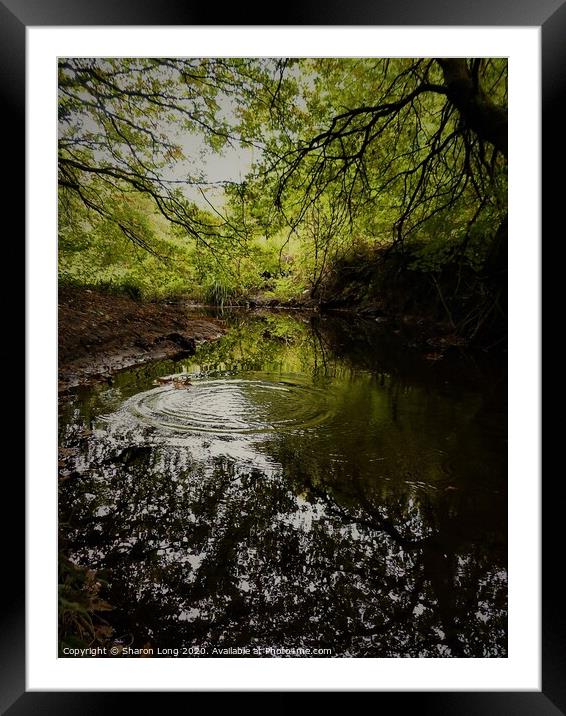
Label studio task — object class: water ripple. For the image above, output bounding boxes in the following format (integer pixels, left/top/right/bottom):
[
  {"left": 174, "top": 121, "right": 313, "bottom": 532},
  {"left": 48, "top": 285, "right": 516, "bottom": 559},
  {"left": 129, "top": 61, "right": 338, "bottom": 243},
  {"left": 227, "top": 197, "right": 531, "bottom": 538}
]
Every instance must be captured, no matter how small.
[{"left": 121, "top": 374, "right": 334, "bottom": 436}]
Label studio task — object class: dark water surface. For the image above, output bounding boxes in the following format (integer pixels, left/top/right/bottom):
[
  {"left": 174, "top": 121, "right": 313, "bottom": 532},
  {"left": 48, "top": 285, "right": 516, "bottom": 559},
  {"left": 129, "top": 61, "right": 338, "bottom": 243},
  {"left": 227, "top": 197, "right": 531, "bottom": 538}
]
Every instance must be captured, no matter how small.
[{"left": 59, "top": 310, "right": 507, "bottom": 657}]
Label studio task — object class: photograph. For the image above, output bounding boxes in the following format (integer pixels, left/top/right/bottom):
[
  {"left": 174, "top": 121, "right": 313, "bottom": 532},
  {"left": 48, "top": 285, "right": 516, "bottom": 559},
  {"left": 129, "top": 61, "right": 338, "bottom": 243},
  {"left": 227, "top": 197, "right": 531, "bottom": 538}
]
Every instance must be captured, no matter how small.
[{"left": 57, "top": 56, "right": 508, "bottom": 659}]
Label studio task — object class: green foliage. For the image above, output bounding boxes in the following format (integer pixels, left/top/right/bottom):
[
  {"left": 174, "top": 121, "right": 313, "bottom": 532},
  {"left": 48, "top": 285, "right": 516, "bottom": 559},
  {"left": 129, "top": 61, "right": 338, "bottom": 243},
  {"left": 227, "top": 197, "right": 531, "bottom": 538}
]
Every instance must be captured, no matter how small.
[
  {"left": 200, "top": 278, "right": 238, "bottom": 307},
  {"left": 191, "top": 312, "right": 310, "bottom": 374},
  {"left": 263, "top": 274, "right": 303, "bottom": 302},
  {"left": 58, "top": 57, "right": 507, "bottom": 329},
  {"left": 59, "top": 190, "right": 195, "bottom": 299},
  {"left": 58, "top": 555, "right": 113, "bottom": 654}
]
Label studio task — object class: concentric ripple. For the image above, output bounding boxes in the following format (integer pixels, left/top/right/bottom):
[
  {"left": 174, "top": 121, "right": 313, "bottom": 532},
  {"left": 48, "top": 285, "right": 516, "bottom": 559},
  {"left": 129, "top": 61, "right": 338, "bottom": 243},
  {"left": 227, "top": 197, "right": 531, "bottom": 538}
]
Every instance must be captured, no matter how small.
[{"left": 124, "top": 374, "right": 335, "bottom": 436}]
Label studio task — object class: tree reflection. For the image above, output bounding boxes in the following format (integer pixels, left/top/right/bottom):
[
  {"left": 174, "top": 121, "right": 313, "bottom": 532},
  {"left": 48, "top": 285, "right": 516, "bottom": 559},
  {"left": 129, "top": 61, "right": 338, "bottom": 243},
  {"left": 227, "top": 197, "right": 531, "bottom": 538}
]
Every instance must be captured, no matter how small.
[{"left": 59, "top": 311, "right": 506, "bottom": 657}]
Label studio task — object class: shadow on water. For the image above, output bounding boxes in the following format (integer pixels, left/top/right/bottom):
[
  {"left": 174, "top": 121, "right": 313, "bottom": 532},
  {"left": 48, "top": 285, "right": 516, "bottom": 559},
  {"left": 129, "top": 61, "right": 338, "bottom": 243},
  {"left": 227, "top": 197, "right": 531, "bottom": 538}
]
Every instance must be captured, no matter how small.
[{"left": 59, "top": 310, "right": 507, "bottom": 657}]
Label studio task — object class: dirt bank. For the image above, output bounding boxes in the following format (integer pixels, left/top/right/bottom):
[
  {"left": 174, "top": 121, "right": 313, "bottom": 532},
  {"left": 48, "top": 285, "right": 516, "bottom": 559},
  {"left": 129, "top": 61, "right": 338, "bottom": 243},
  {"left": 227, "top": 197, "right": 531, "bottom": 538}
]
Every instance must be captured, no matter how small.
[{"left": 59, "top": 286, "right": 225, "bottom": 392}]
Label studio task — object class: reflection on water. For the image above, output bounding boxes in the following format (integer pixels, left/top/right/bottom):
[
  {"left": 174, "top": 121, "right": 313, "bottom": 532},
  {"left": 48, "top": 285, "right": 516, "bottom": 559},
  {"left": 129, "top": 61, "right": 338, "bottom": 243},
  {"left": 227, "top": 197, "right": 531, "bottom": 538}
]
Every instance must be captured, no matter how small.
[{"left": 59, "top": 311, "right": 507, "bottom": 657}]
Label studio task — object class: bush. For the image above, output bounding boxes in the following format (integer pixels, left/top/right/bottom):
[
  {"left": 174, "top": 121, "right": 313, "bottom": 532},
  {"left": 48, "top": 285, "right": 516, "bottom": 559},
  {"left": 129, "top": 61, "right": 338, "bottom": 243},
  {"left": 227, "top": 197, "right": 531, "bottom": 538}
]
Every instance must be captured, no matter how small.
[{"left": 58, "top": 555, "right": 113, "bottom": 654}]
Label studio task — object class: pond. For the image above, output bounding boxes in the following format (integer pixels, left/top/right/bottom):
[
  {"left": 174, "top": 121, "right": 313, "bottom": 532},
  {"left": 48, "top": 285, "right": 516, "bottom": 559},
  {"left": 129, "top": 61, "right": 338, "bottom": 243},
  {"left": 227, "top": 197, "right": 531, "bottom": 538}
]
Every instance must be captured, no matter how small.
[{"left": 59, "top": 310, "right": 507, "bottom": 658}]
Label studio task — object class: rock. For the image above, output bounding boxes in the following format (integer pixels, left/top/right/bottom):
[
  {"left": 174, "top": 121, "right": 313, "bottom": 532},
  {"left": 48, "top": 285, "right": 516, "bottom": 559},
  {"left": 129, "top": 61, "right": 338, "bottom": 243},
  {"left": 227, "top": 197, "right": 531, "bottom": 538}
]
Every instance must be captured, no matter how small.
[{"left": 165, "top": 333, "right": 196, "bottom": 352}]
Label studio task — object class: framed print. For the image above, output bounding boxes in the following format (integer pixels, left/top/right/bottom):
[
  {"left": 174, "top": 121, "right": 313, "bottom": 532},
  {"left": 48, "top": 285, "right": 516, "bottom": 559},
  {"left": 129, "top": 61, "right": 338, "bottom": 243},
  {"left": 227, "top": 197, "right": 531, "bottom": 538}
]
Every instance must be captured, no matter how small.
[{"left": 6, "top": 0, "right": 555, "bottom": 710}]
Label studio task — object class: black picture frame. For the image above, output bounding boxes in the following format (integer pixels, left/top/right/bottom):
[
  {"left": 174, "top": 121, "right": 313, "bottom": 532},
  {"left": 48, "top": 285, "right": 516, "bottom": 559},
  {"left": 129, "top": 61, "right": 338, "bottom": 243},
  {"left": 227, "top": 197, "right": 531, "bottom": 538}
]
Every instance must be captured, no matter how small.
[{"left": 8, "top": 0, "right": 555, "bottom": 710}]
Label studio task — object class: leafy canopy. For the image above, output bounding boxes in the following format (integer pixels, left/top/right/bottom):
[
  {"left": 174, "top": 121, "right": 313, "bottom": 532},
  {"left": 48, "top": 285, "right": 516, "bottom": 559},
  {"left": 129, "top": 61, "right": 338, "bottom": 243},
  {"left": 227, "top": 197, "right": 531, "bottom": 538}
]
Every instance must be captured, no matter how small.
[{"left": 58, "top": 57, "right": 507, "bottom": 303}]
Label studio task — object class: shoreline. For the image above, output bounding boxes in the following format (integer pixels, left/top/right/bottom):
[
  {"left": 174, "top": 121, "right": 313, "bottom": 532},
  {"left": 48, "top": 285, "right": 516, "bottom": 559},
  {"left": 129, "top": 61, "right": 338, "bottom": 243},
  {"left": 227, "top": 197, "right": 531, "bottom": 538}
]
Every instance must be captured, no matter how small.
[
  {"left": 58, "top": 285, "right": 503, "bottom": 394},
  {"left": 58, "top": 286, "right": 226, "bottom": 393}
]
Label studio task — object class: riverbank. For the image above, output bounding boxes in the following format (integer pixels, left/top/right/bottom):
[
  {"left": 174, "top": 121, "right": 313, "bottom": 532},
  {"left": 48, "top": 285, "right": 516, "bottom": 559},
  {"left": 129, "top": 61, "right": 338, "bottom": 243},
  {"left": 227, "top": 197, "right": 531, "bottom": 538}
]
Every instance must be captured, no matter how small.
[
  {"left": 58, "top": 286, "right": 225, "bottom": 392},
  {"left": 59, "top": 284, "right": 487, "bottom": 395}
]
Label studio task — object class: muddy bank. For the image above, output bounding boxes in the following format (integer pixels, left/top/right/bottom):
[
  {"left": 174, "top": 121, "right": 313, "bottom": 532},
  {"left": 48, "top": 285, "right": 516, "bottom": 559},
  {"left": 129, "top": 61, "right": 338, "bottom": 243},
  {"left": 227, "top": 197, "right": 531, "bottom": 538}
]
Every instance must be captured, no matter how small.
[{"left": 59, "top": 286, "right": 225, "bottom": 392}]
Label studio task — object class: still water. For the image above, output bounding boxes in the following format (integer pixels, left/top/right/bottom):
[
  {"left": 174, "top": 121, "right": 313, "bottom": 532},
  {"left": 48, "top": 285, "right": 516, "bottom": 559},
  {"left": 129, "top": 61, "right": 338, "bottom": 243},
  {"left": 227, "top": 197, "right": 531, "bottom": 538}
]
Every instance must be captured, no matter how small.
[{"left": 59, "top": 310, "right": 507, "bottom": 657}]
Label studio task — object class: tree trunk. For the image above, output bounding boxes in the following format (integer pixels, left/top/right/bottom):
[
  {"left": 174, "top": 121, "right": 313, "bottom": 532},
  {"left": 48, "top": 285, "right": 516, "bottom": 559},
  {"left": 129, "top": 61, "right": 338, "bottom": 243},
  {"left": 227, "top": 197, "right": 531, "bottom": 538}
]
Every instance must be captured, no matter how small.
[{"left": 437, "top": 59, "right": 508, "bottom": 157}]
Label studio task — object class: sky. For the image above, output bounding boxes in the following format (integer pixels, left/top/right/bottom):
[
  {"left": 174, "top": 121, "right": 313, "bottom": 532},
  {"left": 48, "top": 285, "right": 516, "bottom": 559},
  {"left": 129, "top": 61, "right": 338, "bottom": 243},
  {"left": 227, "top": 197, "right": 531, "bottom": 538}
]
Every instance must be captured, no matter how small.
[
  {"left": 59, "top": 58, "right": 266, "bottom": 210},
  {"left": 59, "top": 57, "right": 309, "bottom": 211},
  {"left": 160, "top": 72, "right": 263, "bottom": 208},
  {"left": 173, "top": 131, "right": 255, "bottom": 207}
]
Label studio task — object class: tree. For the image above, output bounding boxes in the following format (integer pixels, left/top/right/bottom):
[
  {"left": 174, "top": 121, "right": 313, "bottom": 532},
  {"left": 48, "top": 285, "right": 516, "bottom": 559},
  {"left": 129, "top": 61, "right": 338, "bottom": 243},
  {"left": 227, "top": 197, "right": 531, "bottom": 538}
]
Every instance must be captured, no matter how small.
[
  {"left": 265, "top": 58, "right": 507, "bottom": 251},
  {"left": 58, "top": 58, "right": 295, "bottom": 255},
  {"left": 58, "top": 57, "right": 508, "bottom": 336}
]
